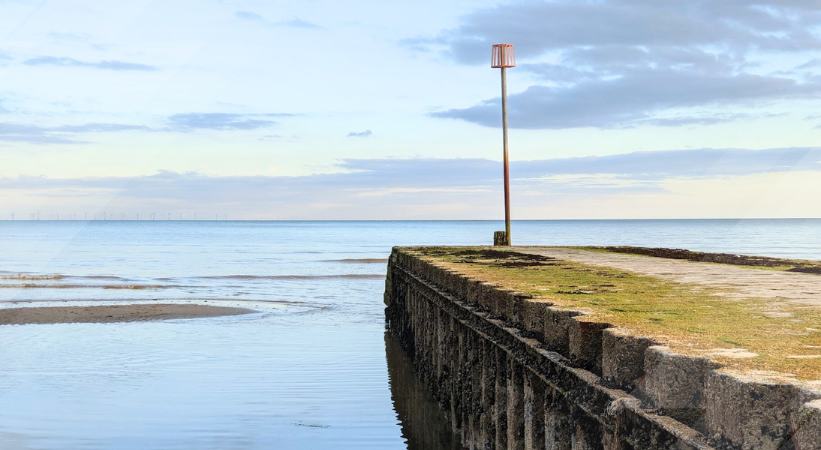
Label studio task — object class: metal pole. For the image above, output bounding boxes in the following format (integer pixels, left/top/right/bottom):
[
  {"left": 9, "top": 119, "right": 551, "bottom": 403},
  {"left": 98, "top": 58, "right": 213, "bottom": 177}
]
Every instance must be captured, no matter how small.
[{"left": 501, "top": 66, "right": 511, "bottom": 246}]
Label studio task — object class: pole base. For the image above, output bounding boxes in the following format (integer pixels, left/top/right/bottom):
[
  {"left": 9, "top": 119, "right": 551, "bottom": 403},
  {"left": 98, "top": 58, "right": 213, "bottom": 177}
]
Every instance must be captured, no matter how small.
[{"left": 493, "top": 231, "right": 509, "bottom": 246}]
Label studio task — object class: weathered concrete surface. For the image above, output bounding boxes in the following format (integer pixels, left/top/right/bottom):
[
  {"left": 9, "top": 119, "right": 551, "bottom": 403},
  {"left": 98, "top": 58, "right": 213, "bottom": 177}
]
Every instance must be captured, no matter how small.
[
  {"left": 643, "top": 346, "right": 718, "bottom": 429},
  {"left": 704, "top": 370, "right": 815, "bottom": 450},
  {"left": 385, "top": 247, "right": 821, "bottom": 450},
  {"left": 517, "top": 247, "right": 821, "bottom": 307}
]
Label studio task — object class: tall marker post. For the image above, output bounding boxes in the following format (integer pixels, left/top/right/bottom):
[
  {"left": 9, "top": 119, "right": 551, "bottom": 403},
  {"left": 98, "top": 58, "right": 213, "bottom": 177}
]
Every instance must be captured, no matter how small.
[{"left": 492, "top": 43, "right": 515, "bottom": 246}]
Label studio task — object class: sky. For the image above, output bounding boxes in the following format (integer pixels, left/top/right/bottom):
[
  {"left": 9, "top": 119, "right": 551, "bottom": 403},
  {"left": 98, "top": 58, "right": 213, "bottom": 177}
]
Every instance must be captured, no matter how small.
[{"left": 0, "top": 0, "right": 820, "bottom": 219}]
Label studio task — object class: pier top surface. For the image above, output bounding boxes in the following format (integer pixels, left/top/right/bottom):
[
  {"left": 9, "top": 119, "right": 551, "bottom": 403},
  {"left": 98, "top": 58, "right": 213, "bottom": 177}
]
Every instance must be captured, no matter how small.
[
  {"left": 408, "top": 246, "right": 821, "bottom": 383},
  {"left": 520, "top": 247, "right": 821, "bottom": 307}
]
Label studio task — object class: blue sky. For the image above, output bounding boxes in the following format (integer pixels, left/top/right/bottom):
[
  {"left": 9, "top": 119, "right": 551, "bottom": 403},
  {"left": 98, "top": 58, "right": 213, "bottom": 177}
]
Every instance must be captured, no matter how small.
[{"left": 1, "top": 0, "right": 820, "bottom": 219}]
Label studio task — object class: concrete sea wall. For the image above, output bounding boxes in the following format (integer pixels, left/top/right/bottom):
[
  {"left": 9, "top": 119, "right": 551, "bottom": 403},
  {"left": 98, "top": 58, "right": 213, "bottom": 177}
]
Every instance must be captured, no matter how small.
[{"left": 384, "top": 247, "right": 820, "bottom": 450}]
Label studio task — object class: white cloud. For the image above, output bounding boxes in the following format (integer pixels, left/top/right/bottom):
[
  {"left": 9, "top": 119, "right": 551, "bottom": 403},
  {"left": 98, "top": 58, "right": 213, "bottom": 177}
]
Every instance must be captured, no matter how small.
[
  {"left": 1, "top": 147, "right": 819, "bottom": 219},
  {"left": 347, "top": 129, "right": 373, "bottom": 138},
  {"left": 234, "top": 10, "right": 321, "bottom": 29},
  {"left": 24, "top": 56, "right": 157, "bottom": 71}
]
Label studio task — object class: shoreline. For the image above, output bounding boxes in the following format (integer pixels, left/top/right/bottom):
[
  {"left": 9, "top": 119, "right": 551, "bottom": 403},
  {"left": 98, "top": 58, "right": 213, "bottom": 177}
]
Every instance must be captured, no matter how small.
[{"left": 0, "top": 303, "right": 255, "bottom": 325}]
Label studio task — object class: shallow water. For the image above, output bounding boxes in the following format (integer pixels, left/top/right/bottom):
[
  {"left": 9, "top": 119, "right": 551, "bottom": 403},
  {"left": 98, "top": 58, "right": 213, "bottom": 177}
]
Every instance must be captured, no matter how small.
[{"left": 0, "top": 220, "right": 818, "bottom": 449}]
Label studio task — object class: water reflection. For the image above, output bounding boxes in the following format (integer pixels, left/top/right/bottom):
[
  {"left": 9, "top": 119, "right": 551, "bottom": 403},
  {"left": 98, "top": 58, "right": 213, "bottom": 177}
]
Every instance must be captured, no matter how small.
[{"left": 385, "top": 333, "right": 464, "bottom": 450}]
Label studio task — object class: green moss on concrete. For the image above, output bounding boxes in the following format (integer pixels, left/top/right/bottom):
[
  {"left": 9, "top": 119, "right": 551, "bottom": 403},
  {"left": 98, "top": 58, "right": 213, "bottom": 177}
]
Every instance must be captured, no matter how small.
[{"left": 411, "top": 247, "right": 821, "bottom": 381}]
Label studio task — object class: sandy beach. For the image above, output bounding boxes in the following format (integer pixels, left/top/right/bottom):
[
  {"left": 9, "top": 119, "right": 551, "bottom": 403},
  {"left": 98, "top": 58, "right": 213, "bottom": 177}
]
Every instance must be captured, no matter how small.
[{"left": 0, "top": 303, "right": 255, "bottom": 325}]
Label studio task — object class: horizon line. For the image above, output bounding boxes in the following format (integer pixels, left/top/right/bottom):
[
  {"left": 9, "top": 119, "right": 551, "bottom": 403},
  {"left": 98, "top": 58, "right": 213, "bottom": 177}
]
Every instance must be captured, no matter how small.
[{"left": 1, "top": 218, "right": 820, "bottom": 222}]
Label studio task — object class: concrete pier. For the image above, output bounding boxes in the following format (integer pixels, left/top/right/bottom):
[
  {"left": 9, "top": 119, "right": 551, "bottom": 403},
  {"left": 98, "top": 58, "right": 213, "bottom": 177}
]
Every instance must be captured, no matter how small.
[{"left": 384, "top": 247, "right": 820, "bottom": 450}]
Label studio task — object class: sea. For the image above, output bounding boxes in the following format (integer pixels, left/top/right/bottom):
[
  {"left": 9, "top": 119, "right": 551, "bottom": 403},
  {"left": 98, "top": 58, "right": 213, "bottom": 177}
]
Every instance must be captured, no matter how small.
[{"left": 0, "top": 219, "right": 819, "bottom": 450}]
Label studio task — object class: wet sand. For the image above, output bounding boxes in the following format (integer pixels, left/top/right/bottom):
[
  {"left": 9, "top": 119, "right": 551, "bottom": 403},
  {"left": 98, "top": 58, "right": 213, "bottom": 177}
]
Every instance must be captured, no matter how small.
[{"left": 0, "top": 303, "right": 254, "bottom": 325}]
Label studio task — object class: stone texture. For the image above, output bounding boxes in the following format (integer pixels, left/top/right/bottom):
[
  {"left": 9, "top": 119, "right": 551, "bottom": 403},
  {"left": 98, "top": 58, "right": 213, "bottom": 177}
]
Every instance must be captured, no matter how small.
[
  {"left": 644, "top": 346, "right": 717, "bottom": 428},
  {"left": 705, "top": 370, "right": 817, "bottom": 449},
  {"left": 544, "top": 389, "right": 573, "bottom": 450},
  {"left": 568, "top": 318, "right": 612, "bottom": 374},
  {"left": 602, "top": 328, "right": 655, "bottom": 392},
  {"left": 790, "top": 398, "right": 821, "bottom": 450},
  {"left": 521, "top": 299, "right": 551, "bottom": 341},
  {"left": 507, "top": 358, "right": 525, "bottom": 450},
  {"left": 543, "top": 307, "right": 579, "bottom": 354},
  {"left": 523, "top": 370, "right": 545, "bottom": 450}
]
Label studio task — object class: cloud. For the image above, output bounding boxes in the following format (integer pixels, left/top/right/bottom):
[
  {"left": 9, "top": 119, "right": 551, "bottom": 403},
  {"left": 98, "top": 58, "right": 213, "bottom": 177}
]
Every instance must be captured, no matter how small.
[
  {"left": 47, "top": 32, "right": 93, "bottom": 42},
  {"left": 275, "top": 18, "right": 321, "bottom": 29},
  {"left": 234, "top": 10, "right": 321, "bottom": 29},
  {"left": 45, "top": 32, "right": 107, "bottom": 50},
  {"left": 4, "top": 146, "right": 817, "bottom": 188},
  {"left": 24, "top": 56, "right": 157, "bottom": 71},
  {"left": 323, "top": 147, "right": 821, "bottom": 188},
  {"left": 51, "top": 123, "right": 150, "bottom": 133},
  {"left": 417, "top": 1, "right": 821, "bottom": 64},
  {"left": 434, "top": 69, "right": 820, "bottom": 128},
  {"left": 510, "top": 147, "right": 821, "bottom": 179},
  {"left": 2, "top": 147, "right": 819, "bottom": 219},
  {"left": 347, "top": 129, "right": 373, "bottom": 138},
  {"left": 797, "top": 58, "right": 821, "bottom": 70},
  {"left": 0, "top": 122, "right": 148, "bottom": 145},
  {"left": 634, "top": 114, "right": 753, "bottom": 127},
  {"left": 0, "top": 124, "right": 81, "bottom": 144},
  {"left": 417, "top": 1, "right": 821, "bottom": 129},
  {"left": 165, "top": 113, "right": 291, "bottom": 131},
  {"left": 235, "top": 10, "right": 263, "bottom": 21},
  {"left": 0, "top": 112, "right": 295, "bottom": 144}
]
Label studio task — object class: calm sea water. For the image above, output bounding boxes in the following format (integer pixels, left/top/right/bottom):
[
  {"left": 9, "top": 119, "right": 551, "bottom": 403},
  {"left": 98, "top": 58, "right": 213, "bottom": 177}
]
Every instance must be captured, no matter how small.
[{"left": 0, "top": 219, "right": 819, "bottom": 450}]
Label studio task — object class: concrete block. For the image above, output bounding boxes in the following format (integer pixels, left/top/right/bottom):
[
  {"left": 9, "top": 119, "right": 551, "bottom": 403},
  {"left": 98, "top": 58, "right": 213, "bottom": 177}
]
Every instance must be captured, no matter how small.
[
  {"left": 572, "top": 416, "right": 602, "bottom": 450},
  {"left": 501, "top": 289, "right": 525, "bottom": 329},
  {"left": 543, "top": 307, "right": 580, "bottom": 355},
  {"left": 705, "top": 370, "right": 810, "bottom": 449},
  {"left": 428, "top": 263, "right": 443, "bottom": 286},
  {"left": 468, "top": 280, "right": 485, "bottom": 308},
  {"left": 602, "top": 431, "right": 625, "bottom": 450},
  {"left": 523, "top": 370, "right": 545, "bottom": 450},
  {"left": 452, "top": 271, "right": 469, "bottom": 300},
  {"left": 521, "top": 299, "right": 551, "bottom": 341},
  {"left": 437, "top": 268, "right": 451, "bottom": 289},
  {"left": 568, "top": 318, "right": 612, "bottom": 374},
  {"left": 507, "top": 358, "right": 525, "bottom": 450},
  {"left": 644, "top": 346, "right": 717, "bottom": 427},
  {"left": 601, "top": 328, "right": 655, "bottom": 391},
  {"left": 544, "top": 390, "right": 572, "bottom": 450},
  {"left": 480, "top": 340, "right": 497, "bottom": 449},
  {"left": 495, "top": 348, "right": 509, "bottom": 450},
  {"left": 491, "top": 288, "right": 512, "bottom": 320},
  {"left": 433, "top": 266, "right": 447, "bottom": 288},
  {"left": 790, "top": 398, "right": 821, "bottom": 450},
  {"left": 484, "top": 285, "right": 502, "bottom": 318}
]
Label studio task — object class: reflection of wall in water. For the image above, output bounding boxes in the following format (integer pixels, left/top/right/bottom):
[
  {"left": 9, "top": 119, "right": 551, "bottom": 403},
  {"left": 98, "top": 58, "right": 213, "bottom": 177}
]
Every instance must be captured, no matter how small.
[{"left": 384, "top": 333, "right": 464, "bottom": 450}]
